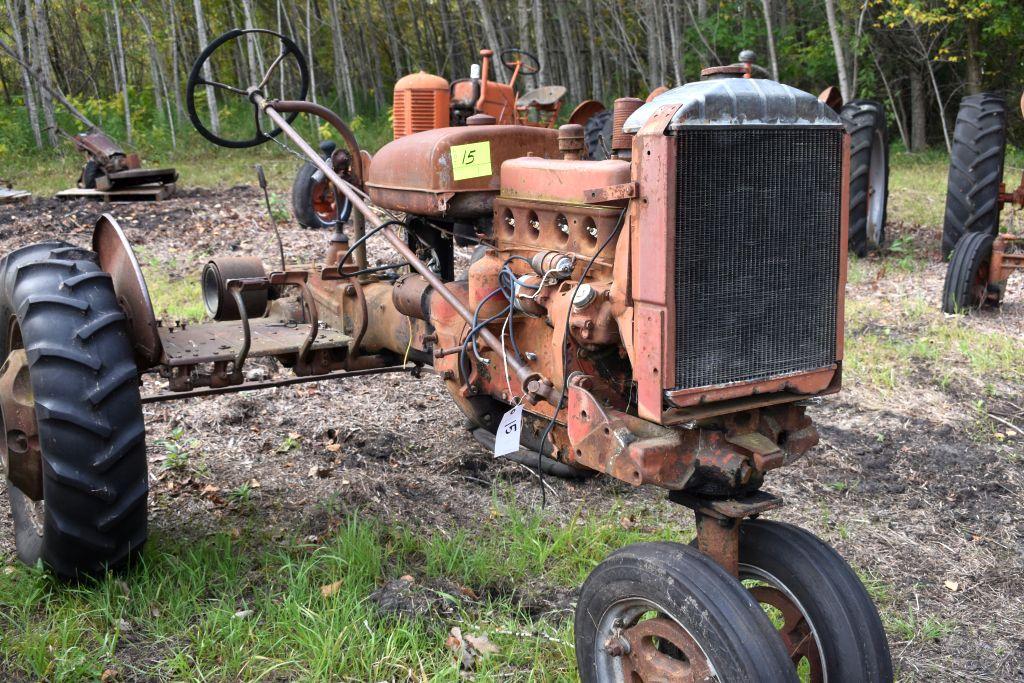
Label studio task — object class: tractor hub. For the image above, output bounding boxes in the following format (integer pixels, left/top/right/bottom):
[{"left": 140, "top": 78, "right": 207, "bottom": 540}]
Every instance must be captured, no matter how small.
[{"left": 0, "top": 349, "right": 43, "bottom": 501}]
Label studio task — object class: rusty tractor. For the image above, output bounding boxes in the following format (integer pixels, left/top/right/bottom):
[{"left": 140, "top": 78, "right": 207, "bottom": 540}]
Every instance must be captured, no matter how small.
[
  {"left": 71, "top": 130, "right": 178, "bottom": 192},
  {"left": 588, "top": 50, "right": 890, "bottom": 259},
  {"left": 941, "top": 91, "right": 1024, "bottom": 313},
  {"left": 292, "top": 46, "right": 573, "bottom": 230},
  {"left": 0, "top": 28, "right": 893, "bottom": 682}
]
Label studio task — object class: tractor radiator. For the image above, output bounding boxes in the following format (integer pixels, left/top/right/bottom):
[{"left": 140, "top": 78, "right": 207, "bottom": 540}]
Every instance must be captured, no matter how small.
[{"left": 672, "top": 127, "right": 844, "bottom": 390}]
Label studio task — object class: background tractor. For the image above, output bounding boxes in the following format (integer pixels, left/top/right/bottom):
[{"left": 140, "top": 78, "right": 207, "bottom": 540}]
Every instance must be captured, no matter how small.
[
  {"left": 585, "top": 50, "right": 891, "bottom": 258},
  {"left": 941, "top": 91, "right": 1024, "bottom": 313},
  {"left": 291, "top": 46, "right": 572, "bottom": 229},
  {"left": 0, "top": 28, "right": 893, "bottom": 682}
]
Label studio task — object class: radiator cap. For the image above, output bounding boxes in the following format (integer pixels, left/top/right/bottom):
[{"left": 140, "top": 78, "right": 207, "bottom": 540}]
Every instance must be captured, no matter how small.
[{"left": 623, "top": 78, "right": 842, "bottom": 133}]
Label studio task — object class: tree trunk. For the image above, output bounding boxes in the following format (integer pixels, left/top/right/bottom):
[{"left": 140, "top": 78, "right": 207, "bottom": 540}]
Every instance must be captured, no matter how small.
[
  {"left": 192, "top": 0, "right": 220, "bottom": 135},
  {"left": 532, "top": 0, "right": 548, "bottom": 86},
  {"left": 909, "top": 67, "right": 926, "bottom": 152},
  {"left": 4, "top": 0, "right": 41, "bottom": 148},
  {"left": 870, "top": 48, "right": 908, "bottom": 149},
  {"left": 30, "top": 0, "right": 58, "bottom": 145},
  {"left": 133, "top": 2, "right": 175, "bottom": 148},
  {"left": 583, "top": 0, "right": 602, "bottom": 99},
  {"left": 475, "top": 0, "right": 505, "bottom": 81},
  {"left": 327, "top": 0, "right": 356, "bottom": 115},
  {"left": 964, "top": 19, "right": 982, "bottom": 95},
  {"left": 823, "top": 0, "right": 850, "bottom": 101},
  {"left": 112, "top": 0, "right": 132, "bottom": 144},
  {"left": 666, "top": 1, "right": 683, "bottom": 86},
  {"left": 554, "top": 1, "right": 581, "bottom": 99},
  {"left": 760, "top": 0, "right": 779, "bottom": 81}
]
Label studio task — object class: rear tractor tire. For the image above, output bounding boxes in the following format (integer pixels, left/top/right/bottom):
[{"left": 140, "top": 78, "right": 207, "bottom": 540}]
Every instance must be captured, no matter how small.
[
  {"left": 575, "top": 541, "right": 798, "bottom": 682},
  {"left": 0, "top": 242, "right": 148, "bottom": 578},
  {"left": 942, "top": 231, "right": 998, "bottom": 314},
  {"left": 584, "top": 109, "right": 614, "bottom": 161},
  {"left": 841, "top": 100, "right": 889, "bottom": 256},
  {"left": 942, "top": 93, "right": 1007, "bottom": 260}
]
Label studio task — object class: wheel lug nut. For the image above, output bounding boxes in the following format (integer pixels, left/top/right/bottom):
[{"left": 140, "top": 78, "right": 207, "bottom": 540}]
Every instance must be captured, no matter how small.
[{"left": 603, "top": 636, "right": 630, "bottom": 657}]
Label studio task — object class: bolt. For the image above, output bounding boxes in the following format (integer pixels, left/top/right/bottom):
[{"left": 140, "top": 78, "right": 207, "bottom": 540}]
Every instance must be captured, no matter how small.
[
  {"left": 603, "top": 636, "right": 631, "bottom": 657},
  {"left": 7, "top": 430, "right": 28, "bottom": 454}
]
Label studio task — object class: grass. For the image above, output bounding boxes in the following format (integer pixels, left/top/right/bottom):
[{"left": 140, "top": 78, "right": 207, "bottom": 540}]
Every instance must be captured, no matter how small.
[{"left": 0, "top": 497, "right": 684, "bottom": 681}]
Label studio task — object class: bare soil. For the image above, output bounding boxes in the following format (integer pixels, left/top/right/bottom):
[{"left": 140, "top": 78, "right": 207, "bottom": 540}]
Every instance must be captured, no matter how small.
[{"left": 1, "top": 188, "right": 1022, "bottom": 681}]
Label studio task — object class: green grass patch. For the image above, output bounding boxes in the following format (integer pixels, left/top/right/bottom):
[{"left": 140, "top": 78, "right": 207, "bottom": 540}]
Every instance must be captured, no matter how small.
[
  {"left": 0, "top": 497, "right": 685, "bottom": 681},
  {"left": 844, "top": 296, "right": 1024, "bottom": 394},
  {"left": 137, "top": 249, "right": 206, "bottom": 323}
]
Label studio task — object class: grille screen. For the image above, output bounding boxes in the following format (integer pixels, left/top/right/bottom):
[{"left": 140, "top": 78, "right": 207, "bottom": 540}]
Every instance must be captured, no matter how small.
[{"left": 673, "top": 127, "right": 843, "bottom": 390}]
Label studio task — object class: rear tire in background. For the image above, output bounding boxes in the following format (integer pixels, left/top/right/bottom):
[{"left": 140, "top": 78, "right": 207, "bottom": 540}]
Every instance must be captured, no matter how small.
[
  {"left": 942, "top": 231, "right": 996, "bottom": 314},
  {"left": 583, "top": 109, "right": 613, "bottom": 161},
  {"left": 841, "top": 100, "right": 889, "bottom": 257},
  {"left": 0, "top": 242, "right": 147, "bottom": 578},
  {"left": 291, "top": 140, "right": 352, "bottom": 230},
  {"left": 942, "top": 93, "right": 1007, "bottom": 260},
  {"left": 80, "top": 160, "right": 101, "bottom": 189}
]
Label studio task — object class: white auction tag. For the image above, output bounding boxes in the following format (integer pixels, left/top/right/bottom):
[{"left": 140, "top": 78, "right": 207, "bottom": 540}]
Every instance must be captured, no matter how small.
[{"left": 493, "top": 404, "right": 524, "bottom": 457}]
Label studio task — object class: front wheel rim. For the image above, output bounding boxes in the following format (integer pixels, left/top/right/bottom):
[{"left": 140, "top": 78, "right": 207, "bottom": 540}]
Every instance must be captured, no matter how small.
[
  {"left": 866, "top": 127, "right": 886, "bottom": 248},
  {"left": 740, "top": 563, "right": 827, "bottom": 683},
  {"left": 593, "top": 597, "right": 717, "bottom": 682}
]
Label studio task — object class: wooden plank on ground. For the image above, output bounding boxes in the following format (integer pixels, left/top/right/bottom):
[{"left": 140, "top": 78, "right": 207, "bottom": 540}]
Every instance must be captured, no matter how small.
[
  {"left": 0, "top": 188, "right": 31, "bottom": 204},
  {"left": 55, "top": 182, "right": 176, "bottom": 202}
]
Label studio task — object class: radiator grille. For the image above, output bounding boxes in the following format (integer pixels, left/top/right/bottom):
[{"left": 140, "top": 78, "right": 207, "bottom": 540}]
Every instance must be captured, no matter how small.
[{"left": 673, "top": 127, "right": 843, "bottom": 390}]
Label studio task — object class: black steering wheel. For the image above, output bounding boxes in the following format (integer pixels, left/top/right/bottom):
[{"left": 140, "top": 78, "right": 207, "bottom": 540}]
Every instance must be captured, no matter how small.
[
  {"left": 499, "top": 48, "right": 541, "bottom": 76},
  {"left": 186, "top": 28, "right": 310, "bottom": 149}
]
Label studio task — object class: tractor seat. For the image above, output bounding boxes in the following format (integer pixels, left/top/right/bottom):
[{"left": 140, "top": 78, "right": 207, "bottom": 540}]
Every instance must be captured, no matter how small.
[{"left": 517, "top": 85, "right": 567, "bottom": 110}]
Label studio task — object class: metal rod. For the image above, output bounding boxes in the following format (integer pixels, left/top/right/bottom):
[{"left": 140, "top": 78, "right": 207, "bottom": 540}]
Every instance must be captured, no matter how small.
[
  {"left": 141, "top": 364, "right": 415, "bottom": 403},
  {"left": 255, "top": 95, "right": 546, "bottom": 401}
]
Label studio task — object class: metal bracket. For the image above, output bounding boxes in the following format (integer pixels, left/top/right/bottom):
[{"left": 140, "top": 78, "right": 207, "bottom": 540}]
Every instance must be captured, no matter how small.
[{"left": 583, "top": 181, "right": 638, "bottom": 205}]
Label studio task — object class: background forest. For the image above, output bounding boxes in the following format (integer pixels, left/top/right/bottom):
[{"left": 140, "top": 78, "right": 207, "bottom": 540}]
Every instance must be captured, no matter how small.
[{"left": 1, "top": 0, "right": 1023, "bottom": 160}]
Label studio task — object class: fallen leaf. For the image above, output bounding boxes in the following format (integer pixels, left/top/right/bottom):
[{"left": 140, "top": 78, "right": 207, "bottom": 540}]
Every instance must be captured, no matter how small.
[
  {"left": 309, "top": 464, "right": 333, "bottom": 478},
  {"left": 249, "top": 479, "right": 261, "bottom": 488},
  {"left": 466, "top": 633, "right": 499, "bottom": 656},
  {"left": 320, "top": 580, "right": 344, "bottom": 598},
  {"left": 446, "top": 626, "right": 499, "bottom": 670},
  {"left": 100, "top": 669, "right": 119, "bottom": 683},
  {"left": 944, "top": 580, "right": 959, "bottom": 592},
  {"left": 200, "top": 484, "right": 220, "bottom": 495}
]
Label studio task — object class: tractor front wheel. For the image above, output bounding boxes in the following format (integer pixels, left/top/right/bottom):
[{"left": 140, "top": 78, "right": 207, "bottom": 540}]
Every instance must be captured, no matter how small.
[
  {"left": 0, "top": 242, "right": 148, "bottom": 578},
  {"left": 733, "top": 520, "right": 893, "bottom": 683},
  {"left": 291, "top": 141, "right": 353, "bottom": 230},
  {"left": 575, "top": 541, "right": 798, "bottom": 682},
  {"left": 942, "top": 231, "right": 997, "bottom": 314}
]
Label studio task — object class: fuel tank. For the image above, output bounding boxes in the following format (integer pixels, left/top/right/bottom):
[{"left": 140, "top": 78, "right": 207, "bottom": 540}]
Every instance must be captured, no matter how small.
[{"left": 365, "top": 125, "right": 560, "bottom": 219}]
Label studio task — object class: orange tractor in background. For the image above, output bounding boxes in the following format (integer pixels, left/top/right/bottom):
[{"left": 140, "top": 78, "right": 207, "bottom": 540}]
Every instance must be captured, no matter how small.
[
  {"left": 941, "top": 90, "right": 1024, "bottom": 313},
  {"left": 293, "top": 48, "right": 576, "bottom": 229}
]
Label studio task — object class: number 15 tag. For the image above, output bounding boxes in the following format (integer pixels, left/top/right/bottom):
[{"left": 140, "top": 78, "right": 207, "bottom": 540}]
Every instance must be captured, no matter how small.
[{"left": 493, "top": 404, "right": 524, "bottom": 457}]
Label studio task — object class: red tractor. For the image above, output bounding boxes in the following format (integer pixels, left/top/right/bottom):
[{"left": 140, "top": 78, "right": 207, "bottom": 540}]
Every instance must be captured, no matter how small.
[
  {"left": 1, "top": 29, "right": 893, "bottom": 682},
  {"left": 941, "top": 90, "right": 1024, "bottom": 313},
  {"left": 292, "top": 47, "right": 570, "bottom": 230}
]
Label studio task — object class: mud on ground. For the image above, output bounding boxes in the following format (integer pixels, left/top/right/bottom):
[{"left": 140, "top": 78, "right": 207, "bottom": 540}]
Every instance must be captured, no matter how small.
[{"left": 0, "top": 188, "right": 1022, "bottom": 681}]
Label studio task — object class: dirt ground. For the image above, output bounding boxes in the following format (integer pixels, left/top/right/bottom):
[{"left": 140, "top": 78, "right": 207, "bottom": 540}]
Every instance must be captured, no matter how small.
[{"left": 1, "top": 188, "right": 1022, "bottom": 681}]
